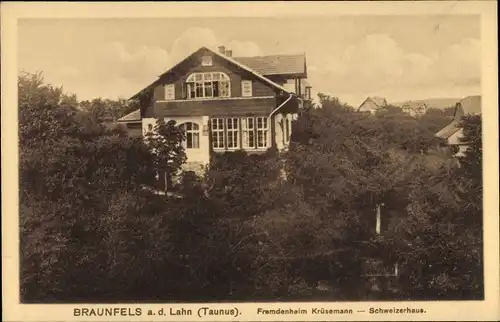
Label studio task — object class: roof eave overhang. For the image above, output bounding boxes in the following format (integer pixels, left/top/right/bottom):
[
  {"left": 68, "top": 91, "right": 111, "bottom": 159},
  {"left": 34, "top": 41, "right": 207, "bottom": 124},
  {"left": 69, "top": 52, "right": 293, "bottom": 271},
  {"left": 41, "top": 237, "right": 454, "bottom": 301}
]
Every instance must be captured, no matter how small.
[{"left": 130, "top": 46, "right": 294, "bottom": 100}]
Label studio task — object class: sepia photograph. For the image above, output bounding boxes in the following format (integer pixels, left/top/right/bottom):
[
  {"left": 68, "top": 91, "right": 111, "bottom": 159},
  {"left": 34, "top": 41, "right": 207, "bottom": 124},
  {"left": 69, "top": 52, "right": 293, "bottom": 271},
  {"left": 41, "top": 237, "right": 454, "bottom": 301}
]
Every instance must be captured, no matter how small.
[{"left": 2, "top": 1, "right": 499, "bottom": 321}]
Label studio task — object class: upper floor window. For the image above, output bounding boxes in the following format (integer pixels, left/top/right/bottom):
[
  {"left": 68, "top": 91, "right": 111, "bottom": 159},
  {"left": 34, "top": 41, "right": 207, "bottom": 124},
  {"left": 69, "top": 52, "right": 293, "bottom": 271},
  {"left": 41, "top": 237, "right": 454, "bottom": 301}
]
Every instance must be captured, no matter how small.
[
  {"left": 241, "top": 80, "right": 252, "bottom": 97},
  {"left": 179, "top": 122, "right": 200, "bottom": 149},
  {"left": 164, "top": 84, "right": 175, "bottom": 100},
  {"left": 186, "top": 72, "right": 230, "bottom": 99},
  {"left": 201, "top": 55, "right": 213, "bottom": 66}
]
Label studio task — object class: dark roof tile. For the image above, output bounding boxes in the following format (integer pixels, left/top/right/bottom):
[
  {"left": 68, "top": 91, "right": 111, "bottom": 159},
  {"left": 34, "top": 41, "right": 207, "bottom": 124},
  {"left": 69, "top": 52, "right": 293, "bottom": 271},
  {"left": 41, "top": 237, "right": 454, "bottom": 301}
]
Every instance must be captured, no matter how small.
[{"left": 233, "top": 53, "right": 306, "bottom": 77}]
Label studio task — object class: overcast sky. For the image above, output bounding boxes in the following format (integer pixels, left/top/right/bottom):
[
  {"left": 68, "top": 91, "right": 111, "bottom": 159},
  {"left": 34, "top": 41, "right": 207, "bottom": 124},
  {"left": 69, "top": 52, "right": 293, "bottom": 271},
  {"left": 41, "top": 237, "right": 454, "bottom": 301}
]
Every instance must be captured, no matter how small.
[{"left": 18, "top": 15, "right": 480, "bottom": 107}]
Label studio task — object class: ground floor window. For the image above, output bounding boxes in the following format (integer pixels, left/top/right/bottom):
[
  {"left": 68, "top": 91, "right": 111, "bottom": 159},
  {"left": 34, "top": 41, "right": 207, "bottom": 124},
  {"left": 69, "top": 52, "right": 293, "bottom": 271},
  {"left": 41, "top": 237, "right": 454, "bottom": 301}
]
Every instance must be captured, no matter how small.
[
  {"left": 179, "top": 122, "right": 200, "bottom": 149},
  {"left": 211, "top": 116, "right": 269, "bottom": 150}
]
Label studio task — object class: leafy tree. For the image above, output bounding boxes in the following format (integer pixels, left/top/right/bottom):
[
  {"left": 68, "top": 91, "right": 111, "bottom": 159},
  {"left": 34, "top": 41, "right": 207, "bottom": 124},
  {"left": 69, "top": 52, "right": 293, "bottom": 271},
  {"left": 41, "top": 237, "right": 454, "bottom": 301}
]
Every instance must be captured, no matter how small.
[{"left": 145, "top": 118, "right": 187, "bottom": 191}]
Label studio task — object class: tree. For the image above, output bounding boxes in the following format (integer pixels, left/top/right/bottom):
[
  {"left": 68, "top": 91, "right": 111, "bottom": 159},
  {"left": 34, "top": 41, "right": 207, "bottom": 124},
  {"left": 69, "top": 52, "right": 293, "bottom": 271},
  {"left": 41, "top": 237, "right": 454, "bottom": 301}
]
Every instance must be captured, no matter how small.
[
  {"left": 145, "top": 118, "right": 187, "bottom": 191},
  {"left": 19, "top": 71, "right": 159, "bottom": 302}
]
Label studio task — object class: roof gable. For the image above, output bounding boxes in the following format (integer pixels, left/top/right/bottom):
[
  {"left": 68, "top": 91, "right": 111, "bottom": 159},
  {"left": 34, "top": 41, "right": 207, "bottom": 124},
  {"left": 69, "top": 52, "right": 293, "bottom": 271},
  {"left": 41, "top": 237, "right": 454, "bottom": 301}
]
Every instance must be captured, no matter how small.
[
  {"left": 129, "top": 46, "right": 293, "bottom": 100},
  {"left": 117, "top": 109, "right": 141, "bottom": 122},
  {"left": 233, "top": 53, "right": 307, "bottom": 77},
  {"left": 369, "top": 96, "right": 387, "bottom": 107},
  {"left": 358, "top": 96, "right": 387, "bottom": 110},
  {"left": 436, "top": 119, "right": 461, "bottom": 139}
]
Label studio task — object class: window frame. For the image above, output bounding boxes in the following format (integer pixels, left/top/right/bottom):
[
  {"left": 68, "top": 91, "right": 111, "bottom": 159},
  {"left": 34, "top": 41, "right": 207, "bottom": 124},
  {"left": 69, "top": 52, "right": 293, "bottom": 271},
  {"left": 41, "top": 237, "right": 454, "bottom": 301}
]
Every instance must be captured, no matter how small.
[
  {"left": 186, "top": 72, "right": 231, "bottom": 99},
  {"left": 201, "top": 55, "right": 213, "bottom": 66},
  {"left": 241, "top": 80, "right": 253, "bottom": 97},
  {"left": 211, "top": 118, "right": 225, "bottom": 150},
  {"left": 256, "top": 116, "right": 269, "bottom": 148},
  {"left": 226, "top": 117, "right": 240, "bottom": 150},
  {"left": 179, "top": 122, "right": 200, "bottom": 149},
  {"left": 164, "top": 84, "right": 175, "bottom": 100},
  {"left": 242, "top": 117, "right": 256, "bottom": 149},
  {"left": 210, "top": 116, "right": 270, "bottom": 151}
]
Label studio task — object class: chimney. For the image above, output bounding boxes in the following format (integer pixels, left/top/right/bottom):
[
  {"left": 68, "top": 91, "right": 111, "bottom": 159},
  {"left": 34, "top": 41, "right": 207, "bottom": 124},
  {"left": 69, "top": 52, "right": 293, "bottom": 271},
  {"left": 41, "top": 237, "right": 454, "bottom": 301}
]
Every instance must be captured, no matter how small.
[
  {"left": 225, "top": 49, "right": 232, "bottom": 57},
  {"left": 218, "top": 45, "right": 226, "bottom": 54}
]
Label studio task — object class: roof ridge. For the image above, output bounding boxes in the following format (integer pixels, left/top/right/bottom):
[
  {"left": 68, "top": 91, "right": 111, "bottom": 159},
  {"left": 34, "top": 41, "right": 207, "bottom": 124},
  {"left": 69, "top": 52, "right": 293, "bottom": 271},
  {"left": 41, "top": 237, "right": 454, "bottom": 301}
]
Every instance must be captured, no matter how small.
[
  {"left": 129, "top": 46, "right": 293, "bottom": 100},
  {"left": 233, "top": 53, "right": 305, "bottom": 59}
]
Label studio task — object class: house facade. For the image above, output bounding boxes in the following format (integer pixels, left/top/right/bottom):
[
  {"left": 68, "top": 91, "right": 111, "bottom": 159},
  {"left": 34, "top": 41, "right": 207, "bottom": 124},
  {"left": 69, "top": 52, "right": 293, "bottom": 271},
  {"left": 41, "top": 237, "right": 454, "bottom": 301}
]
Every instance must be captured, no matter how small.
[
  {"left": 358, "top": 96, "right": 388, "bottom": 114},
  {"left": 435, "top": 95, "right": 481, "bottom": 157},
  {"left": 400, "top": 101, "right": 428, "bottom": 117},
  {"left": 118, "top": 46, "right": 311, "bottom": 173}
]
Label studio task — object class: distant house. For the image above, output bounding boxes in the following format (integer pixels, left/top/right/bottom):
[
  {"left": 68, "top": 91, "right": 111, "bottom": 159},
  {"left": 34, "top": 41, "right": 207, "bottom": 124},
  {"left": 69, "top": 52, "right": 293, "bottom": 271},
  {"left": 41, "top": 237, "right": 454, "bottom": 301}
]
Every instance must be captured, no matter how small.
[
  {"left": 435, "top": 95, "right": 481, "bottom": 157},
  {"left": 400, "top": 101, "right": 428, "bottom": 117},
  {"left": 358, "top": 96, "right": 388, "bottom": 114},
  {"left": 117, "top": 45, "right": 311, "bottom": 175},
  {"left": 117, "top": 109, "right": 142, "bottom": 136}
]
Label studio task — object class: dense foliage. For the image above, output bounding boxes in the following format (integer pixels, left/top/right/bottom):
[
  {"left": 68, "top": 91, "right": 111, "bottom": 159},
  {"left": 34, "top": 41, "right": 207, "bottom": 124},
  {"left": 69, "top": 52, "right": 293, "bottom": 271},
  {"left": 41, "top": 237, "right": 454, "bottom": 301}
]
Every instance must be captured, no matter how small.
[{"left": 19, "top": 73, "right": 483, "bottom": 302}]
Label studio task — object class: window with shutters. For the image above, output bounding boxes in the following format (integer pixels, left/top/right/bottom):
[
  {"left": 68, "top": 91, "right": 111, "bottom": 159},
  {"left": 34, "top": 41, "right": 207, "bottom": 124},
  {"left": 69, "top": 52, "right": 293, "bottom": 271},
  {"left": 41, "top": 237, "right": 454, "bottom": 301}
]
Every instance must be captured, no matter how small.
[
  {"left": 241, "top": 80, "right": 252, "bottom": 97},
  {"left": 164, "top": 84, "right": 175, "bottom": 100}
]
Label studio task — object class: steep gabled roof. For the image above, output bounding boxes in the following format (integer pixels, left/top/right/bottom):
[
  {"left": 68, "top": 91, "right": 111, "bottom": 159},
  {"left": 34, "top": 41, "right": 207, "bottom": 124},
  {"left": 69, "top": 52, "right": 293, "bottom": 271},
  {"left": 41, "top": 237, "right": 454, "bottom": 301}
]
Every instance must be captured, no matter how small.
[
  {"left": 369, "top": 96, "right": 388, "bottom": 107},
  {"left": 358, "top": 96, "right": 387, "bottom": 111},
  {"left": 129, "top": 46, "right": 294, "bottom": 100},
  {"left": 435, "top": 95, "right": 481, "bottom": 139},
  {"left": 117, "top": 109, "right": 141, "bottom": 122},
  {"left": 401, "top": 101, "right": 427, "bottom": 109},
  {"left": 233, "top": 53, "right": 307, "bottom": 77},
  {"left": 436, "top": 119, "right": 460, "bottom": 139}
]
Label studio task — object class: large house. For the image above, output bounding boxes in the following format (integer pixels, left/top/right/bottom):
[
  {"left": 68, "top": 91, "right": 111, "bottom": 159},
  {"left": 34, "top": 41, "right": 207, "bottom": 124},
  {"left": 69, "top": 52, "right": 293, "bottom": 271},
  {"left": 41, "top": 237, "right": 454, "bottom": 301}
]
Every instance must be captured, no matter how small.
[
  {"left": 435, "top": 95, "right": 481, "bottom": 157},
  {"left": 118, "top": 45, "right": 311, "bottom": 173},
  {"left": 358, "top": 96, "right": 388, "bottom": 114}
]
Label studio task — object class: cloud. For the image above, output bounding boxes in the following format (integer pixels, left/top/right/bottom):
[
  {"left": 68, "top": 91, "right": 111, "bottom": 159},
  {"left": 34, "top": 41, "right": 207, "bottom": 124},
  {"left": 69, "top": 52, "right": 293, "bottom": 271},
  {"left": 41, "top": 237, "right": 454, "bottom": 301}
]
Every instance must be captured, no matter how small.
[
  {"left": 310, "top": 34, "right": 480, "bottom": 106},
  {"left": 48, "top": 27, "right": 263, "bottom": 99},
  {"left": 168, "top": 27, "right": 263, "bottom": 64},
  {"left": 225, "top": 40, "right": 264, "bottom": 57}
]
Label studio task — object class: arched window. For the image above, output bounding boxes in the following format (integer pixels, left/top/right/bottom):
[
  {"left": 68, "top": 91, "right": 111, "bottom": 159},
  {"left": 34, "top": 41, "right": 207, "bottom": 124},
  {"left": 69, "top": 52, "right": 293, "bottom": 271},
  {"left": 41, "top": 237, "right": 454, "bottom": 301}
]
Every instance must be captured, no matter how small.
[
  {"left": 186, "top": 72, "right": 230, "bottom": 99},
  {"left": 179, "top": 122, "right": 200, "bottom": 149}
]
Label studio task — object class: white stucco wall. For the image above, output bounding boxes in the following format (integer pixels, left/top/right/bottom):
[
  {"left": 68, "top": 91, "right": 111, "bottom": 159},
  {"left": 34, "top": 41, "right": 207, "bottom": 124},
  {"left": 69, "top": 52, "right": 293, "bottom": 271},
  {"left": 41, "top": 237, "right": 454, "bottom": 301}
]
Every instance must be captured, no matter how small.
[
  {"left": 274, "top": 113, "right": 295, "bottom": 151},
  {"left": 448, "top": 128, "right": 464, "bottom": 145},
  {"left": 142, "top": 116, "right": 211, "bottom": 166},
  {"left": 358, "top": 101, "right": 379, "bottom": 114}
]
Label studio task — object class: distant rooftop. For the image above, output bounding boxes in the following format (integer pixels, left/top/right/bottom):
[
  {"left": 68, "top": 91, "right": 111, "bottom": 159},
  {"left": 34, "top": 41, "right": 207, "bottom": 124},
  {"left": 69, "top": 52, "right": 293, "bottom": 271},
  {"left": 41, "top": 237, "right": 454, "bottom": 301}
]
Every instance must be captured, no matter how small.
[
  {"left": 117, "top": 109, "right": 141, "bottom": 122},
  {"left": 370, "top": 96, "right": 387, "bottom": 107},
  {"left": 456, "top": 95, "right": 481, "bottom": 117}
]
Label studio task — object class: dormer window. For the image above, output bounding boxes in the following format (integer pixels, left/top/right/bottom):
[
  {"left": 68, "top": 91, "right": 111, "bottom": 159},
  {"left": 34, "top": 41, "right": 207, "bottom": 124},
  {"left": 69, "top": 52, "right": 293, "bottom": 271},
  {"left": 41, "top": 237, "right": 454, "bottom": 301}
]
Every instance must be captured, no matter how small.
[
  {"left": 186, "top": 72, "right": 230, "bottom": 99},
  {"left": 201, "top": 55, "right": 212, "bottom": 66}
]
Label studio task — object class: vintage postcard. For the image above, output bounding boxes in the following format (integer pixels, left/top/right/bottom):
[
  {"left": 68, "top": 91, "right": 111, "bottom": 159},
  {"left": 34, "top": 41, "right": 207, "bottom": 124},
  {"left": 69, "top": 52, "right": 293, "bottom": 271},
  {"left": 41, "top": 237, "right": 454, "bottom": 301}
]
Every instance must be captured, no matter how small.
[{"left": 2, "top": 1, "right": 499, "bottom": 321}]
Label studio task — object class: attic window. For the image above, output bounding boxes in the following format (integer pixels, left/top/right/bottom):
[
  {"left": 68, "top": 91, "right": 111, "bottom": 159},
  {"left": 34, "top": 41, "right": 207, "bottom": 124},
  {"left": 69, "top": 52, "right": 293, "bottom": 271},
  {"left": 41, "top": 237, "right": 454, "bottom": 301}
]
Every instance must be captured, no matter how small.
[{"left": 201, "top": 56, "right": 212, "bottom": 66}]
